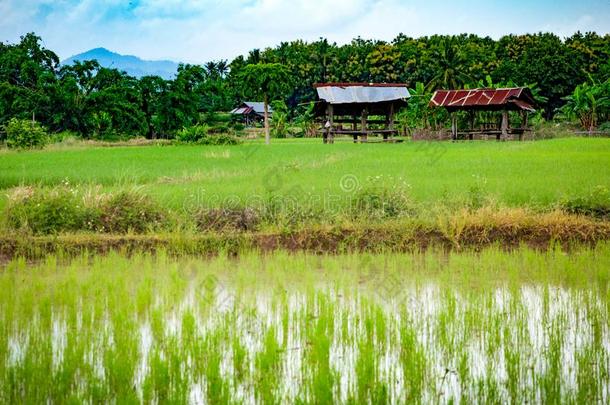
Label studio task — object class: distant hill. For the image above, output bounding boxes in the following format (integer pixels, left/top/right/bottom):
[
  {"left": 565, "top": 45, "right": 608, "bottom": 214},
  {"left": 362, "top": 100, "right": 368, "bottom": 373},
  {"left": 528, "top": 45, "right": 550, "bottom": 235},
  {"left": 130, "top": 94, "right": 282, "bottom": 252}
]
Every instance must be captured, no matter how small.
[{"left": 62, "top": 48, "right": 179, "bottom": 80}]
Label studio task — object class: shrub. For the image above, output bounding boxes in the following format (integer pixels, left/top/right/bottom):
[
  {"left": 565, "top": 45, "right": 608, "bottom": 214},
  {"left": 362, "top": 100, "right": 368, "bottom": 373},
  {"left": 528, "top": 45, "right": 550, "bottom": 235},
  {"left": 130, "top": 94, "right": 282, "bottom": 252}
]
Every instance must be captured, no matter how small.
[
  {"left": 177, "top": 125, "right": 209, "bottom": 143},
  {"left": 98, "top": 190, "right": 166, "bottom": 233},
  {"left": 199, "top": 133, "right": 241, "bottom": 145},
  {"left": 561, "top": 186, "right": 610, "bottom": 219},
  {"left": 4, "top": 187, "right": 166, "bottom": 234},
  {"left": 4, "top": 118, "right": 49, "bottom": 149},
  {"left": 195, "top": 207, "right": 259, "bottom": 232},
  {"left": 350, "top": 182, "right": 416, "bottom": 220},
  {"left": 4, "top": 187, "right": 95, "bottom": 234},
  {"left": 177, "top": 125, "right": 241, "bottom": 145}
]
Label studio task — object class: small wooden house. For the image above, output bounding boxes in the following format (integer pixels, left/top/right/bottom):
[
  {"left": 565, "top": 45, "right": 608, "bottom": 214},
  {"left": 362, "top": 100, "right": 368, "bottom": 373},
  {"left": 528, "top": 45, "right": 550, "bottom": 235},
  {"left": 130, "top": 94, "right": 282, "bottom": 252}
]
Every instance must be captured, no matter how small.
[{"left": 230, "top": 102, "right": 273, "bottom": 126}]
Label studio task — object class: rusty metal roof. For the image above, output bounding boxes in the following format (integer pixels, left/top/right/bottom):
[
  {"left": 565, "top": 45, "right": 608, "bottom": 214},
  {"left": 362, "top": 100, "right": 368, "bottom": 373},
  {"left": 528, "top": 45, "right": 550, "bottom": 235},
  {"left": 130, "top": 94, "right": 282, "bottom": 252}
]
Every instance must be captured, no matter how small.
[
  {"left": 315, "top": 83, "right": 410, "bottom": 104},
  {"left": 429, "top": 88, "right": 536, "bottom": 112}
]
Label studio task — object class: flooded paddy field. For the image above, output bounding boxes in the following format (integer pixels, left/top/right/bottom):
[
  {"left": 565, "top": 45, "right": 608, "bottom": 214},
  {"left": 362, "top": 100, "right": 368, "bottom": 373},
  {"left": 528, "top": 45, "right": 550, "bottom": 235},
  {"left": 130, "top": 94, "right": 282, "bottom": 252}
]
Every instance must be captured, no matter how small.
[{"left": 1, "top": 245, "right": 609, "bottom": 404}]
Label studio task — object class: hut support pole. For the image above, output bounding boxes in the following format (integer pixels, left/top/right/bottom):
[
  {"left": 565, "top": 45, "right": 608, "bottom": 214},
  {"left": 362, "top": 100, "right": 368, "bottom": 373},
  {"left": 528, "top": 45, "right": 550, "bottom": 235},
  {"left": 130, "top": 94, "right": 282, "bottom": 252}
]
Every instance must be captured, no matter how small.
[
  {"left": 324, "top": 104, "right": 334, "bottom": 144},
  {"left": 451, "top": 113, "right": 457, "bottom": 141},
  {"left": 520, "top": 111, "right": 528, "bottom": 141},
  {"left": 353, "top": 115, "right": 358, "bottom": 143},
  {"left": 501, "top": 109, "right": 509, "bottom": 141},
  {"left": 361, "top": 108, "right": 368, "bottom": 143},
  {"left": 387, "top": 103, "right": 395, "bottom": 142}
]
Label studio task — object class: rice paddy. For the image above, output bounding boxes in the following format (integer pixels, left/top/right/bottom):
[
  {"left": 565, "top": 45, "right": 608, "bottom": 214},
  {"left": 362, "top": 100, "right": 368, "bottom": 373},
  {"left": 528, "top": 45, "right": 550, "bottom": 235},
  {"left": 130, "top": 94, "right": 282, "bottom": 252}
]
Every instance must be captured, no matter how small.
[
  {"left": 2, "top": 245, "right": 609, "bottom": 404},
  {"left": 1, "top": 137, "right": 609, "bottom": 213}
]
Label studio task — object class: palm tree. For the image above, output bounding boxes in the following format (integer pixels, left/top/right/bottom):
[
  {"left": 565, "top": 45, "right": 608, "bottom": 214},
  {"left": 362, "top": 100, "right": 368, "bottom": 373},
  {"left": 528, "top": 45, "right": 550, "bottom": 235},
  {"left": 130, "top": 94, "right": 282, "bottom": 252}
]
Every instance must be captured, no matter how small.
[
  {"left": 204, "top": 61, "right": 218, "bottom": 79},
  {"left": 216, "top": 60, "right": 228, "bottom": 78},
  {"left": 426, "top": 38, "right": 473, "bottom": 91}
]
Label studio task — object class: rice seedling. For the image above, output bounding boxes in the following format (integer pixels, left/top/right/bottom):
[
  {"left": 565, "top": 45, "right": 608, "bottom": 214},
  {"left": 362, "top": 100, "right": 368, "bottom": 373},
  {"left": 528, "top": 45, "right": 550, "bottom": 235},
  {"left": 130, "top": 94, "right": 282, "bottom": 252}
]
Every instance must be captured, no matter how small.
[{"left": 0, "top": 244, "right": 609, "bottom": 403}]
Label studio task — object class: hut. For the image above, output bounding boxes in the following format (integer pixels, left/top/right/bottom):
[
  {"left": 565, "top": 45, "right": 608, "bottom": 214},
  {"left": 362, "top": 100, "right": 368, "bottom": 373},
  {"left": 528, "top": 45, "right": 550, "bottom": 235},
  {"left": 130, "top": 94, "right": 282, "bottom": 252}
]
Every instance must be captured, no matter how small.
[
  {"left": 429, "top": 87, "right": 536, "bottom": 140},
  {"left": 314, "top": 83, "right": 410, "bottom": 143},
  {"left": 230, "top": 102, "right": 273, "bottom": 126}
]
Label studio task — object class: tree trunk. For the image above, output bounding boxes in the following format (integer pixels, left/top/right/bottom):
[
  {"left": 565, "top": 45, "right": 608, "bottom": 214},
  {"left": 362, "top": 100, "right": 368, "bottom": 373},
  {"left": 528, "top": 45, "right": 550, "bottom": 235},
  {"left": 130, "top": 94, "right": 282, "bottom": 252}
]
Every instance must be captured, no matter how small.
[{"left": 264, "top": 94, "right": 270, "bottom": 145}]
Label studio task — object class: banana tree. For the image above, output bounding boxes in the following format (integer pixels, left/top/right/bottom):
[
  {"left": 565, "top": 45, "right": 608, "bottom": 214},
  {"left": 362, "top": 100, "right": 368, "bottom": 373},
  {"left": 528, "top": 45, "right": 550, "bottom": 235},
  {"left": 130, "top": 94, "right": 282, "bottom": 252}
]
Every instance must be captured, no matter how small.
[{"left": 560, "top": 79, "right": 610, "bottom": 132}]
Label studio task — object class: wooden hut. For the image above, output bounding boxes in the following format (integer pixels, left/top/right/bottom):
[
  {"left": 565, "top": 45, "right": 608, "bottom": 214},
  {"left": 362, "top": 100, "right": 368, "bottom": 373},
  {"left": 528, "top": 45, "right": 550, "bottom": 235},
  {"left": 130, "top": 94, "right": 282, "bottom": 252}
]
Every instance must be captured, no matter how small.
[
  {"left": 314, "top": 83, "right": 410, "bottom": 143},
  {"left": 429, "top": 88, "right": 536, "bottom": 140},
  {"left": 230, "top": 102, "right": 273, "bottom": 126}
]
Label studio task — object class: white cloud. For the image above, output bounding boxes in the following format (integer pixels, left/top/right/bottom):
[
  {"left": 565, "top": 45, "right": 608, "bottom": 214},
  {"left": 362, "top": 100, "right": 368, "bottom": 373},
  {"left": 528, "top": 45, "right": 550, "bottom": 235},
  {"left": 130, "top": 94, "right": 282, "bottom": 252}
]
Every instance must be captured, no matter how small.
[{"left": 0, "top": 0, "right": 608, "bottom": 63}]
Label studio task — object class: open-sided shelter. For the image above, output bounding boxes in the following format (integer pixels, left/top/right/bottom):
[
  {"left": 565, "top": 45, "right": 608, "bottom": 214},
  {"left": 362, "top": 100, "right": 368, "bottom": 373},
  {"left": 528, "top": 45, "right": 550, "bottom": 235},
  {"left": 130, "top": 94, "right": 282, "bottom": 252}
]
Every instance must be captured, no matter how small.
[
  {"left": 314, "top": 83, "right": 410, "bottom": 143},
  {"left": 429, "top": 88, "right": 536, "bottom": 140}
]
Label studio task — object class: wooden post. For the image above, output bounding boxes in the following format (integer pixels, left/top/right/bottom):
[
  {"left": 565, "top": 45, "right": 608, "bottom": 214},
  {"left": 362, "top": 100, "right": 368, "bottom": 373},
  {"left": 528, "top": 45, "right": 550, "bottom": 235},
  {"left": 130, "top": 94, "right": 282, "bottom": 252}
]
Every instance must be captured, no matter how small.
[
  {"left": 388, "top": 103, "right": 395, "bottom": 141},
  {"left": 520, "top": 111, "right": 528, "bottom": 141},
  {"left": 328, "top": 104, "right": 334, "bottom": 144},
  {"left": 323, "top": 104, "right": 334, "bottom": 144},
  {"left": 352, "top": 115, "right": 358, "bottom": 143},
  {"left": 468, "top": 110, "right": 475, "bottom": 140},
  {"left": 451, "top": 112, "right": 457, "bottom": 141},
  {"left": 501, "top": 109, "right": 509, "bottom": 141},
  {"left": 360, "top": 107, "right": 368, "bottom": 143}
]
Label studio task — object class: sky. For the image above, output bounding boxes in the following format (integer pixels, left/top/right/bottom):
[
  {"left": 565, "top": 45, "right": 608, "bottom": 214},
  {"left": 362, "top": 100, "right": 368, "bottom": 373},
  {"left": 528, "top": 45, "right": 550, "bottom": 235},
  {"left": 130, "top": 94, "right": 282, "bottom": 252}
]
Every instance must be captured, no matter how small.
[{"left": 1, "top": 0, "right": 609, "bottom": 63}]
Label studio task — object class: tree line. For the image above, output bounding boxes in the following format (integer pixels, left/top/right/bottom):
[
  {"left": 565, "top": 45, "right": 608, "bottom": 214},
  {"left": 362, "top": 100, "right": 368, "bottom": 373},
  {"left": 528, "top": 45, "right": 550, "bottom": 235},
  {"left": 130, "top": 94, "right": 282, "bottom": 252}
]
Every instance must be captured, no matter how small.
[{"left": 1, "top": 32, "right": 609, "bottom": 139}]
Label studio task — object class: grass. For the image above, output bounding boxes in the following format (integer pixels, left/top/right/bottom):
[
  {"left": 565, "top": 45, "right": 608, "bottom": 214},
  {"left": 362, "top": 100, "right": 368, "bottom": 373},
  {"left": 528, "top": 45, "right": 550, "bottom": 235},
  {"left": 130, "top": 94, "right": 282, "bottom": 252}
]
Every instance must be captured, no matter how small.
[
  {"left": 1, "top": 245, "right": 609, "bottom": 403},
  {"left": 0, "top": 137, "right": 609, "bottom": 213}
]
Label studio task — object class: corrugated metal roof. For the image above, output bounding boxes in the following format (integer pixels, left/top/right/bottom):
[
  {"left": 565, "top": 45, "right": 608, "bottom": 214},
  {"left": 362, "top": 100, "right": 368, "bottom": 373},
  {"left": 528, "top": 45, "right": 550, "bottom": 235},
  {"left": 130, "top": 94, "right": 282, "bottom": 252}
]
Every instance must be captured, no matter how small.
[
  {"left": 230, "top": 107, "right": 253, "bottom": 115},
  {"left": 315, "top": 83, "right": 410, "bottom": 104},
  {"left": 244, "top": 102, "right": 272, "bottom": 114},
  {"left": 429, "top": 88, "right": 535, "bottom": 111},
  {"left": 230, "top": 102, "right": 273, "bottom": 115}
]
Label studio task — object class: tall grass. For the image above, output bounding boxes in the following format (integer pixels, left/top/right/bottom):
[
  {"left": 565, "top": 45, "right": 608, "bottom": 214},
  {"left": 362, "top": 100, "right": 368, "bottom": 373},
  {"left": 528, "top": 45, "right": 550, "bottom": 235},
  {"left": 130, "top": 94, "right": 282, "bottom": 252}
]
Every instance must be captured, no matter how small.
[{"left": 1, "top": 245, "right": 609, "bottom": 403}]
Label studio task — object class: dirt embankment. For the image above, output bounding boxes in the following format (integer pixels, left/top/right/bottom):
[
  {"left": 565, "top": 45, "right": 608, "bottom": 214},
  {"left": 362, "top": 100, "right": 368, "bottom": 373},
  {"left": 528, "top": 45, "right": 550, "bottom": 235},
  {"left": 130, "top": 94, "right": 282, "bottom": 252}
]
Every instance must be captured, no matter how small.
[{"left": 1, "top": 213, "right": 609, "bottom": 260}]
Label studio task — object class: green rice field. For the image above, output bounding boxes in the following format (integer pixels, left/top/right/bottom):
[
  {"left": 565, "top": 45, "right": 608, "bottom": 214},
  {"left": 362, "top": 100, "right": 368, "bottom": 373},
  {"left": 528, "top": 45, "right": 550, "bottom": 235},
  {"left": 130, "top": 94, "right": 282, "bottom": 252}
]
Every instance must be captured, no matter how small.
[
  {"left": 1, "top": 138, "right": 609, "bottom": 213},
  {"left": 1, "top": 245, "right": 609, "bottom": 403}
]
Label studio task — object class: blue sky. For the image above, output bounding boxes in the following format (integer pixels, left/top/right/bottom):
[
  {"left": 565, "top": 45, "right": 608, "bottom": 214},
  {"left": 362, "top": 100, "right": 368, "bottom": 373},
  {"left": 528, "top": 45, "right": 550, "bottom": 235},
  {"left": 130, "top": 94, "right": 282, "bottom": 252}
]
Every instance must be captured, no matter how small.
[{"left": 1, "top": 0, "right": 609, "bottom": 63}]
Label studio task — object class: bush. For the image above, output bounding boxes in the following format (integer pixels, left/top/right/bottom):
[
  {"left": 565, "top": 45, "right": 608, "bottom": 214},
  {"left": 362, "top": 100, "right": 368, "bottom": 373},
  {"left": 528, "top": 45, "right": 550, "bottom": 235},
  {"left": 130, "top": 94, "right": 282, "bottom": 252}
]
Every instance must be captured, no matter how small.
[
  {"left": 562, "top": 186, "right": 610, "bottom": 219},
  {"left": 199, "top": 133, "right": 241, "bottom": 145},
  {"left": 350, "top": 182, "right": 416, "bottom": 220},
  {"left": 98, "top": 191, "right": 166, "bottom": 233},
  {"left": 177, "top": 125, "right": 209, "bottom": 143},
  {"left": 194, "top": 207, "right": 259, "bottom": 232},
  {"left": 4, "top": 187, "right": 166, "bottom": 234},
  {"left": 177, "top": 125, "right": 241, "bottom": 145},
  {"left": 4, "top": 187, "right": 95, "bottom": 234},
  {"left": 4, "top": 118, "right": 49, "bottom": 149}
]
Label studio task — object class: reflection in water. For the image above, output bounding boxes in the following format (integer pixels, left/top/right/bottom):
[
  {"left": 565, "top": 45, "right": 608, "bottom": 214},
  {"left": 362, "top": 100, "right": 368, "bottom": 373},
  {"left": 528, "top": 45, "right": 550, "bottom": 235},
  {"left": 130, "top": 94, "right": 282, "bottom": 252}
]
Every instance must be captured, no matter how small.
[{"left": 7, "top": 281, "right": 608, "bottom": 404}]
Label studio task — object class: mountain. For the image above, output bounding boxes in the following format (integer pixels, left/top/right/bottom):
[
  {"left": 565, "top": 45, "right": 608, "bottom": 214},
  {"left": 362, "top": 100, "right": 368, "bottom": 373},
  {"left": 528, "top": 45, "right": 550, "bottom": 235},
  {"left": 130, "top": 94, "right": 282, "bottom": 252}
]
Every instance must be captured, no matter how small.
[{"left": 62, "top": 48, "right": 179, "bottom": 80}]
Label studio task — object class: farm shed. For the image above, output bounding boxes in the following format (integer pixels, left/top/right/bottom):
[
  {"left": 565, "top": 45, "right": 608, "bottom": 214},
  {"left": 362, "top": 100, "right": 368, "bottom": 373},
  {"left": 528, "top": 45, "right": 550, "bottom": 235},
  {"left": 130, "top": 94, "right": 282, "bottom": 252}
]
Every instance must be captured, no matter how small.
[
  {"left": 230, "top": 102, "right": 273, "bottom": 126},
  {"left": 314, "top": 83, "right": 410, "bottom": 144},
  {"left": 429, "top": 87, "right": 536, "bottom": 140}
]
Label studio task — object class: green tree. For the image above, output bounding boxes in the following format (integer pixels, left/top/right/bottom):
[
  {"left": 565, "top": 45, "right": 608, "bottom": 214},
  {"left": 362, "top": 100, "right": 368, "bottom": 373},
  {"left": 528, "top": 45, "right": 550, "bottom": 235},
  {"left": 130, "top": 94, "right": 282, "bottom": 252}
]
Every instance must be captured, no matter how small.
[
  {"left": 239, "top": 63, "right": 290, "bottom": 144},
  {"left": 560, "top": 79, "right": 610, "bottom": 132}
]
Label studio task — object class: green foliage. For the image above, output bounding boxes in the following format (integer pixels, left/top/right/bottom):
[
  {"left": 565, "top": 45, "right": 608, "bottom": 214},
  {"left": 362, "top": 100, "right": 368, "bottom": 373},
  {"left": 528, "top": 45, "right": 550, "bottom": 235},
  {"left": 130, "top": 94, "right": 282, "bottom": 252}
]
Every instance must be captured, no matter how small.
[
  {"left": 559, "top": 79, "right": 610, "bottom": 131},
  {"left": 98, "top": 190, "right": 166, "bottom": 233},
  {"left": 3, "top": 118, "right": 48, "bottom": 149},
  {"left": 2, "top": 32, "right": 610, "bottom": 137},
  {"left": 293, "top": 102, "right": 317, "bottom": 137},
  {"left": 4, "top": 187, "right": 94, "bottom": 234},
  {"left": 270, "top": 100, "right": 288, "bottom": 138},
  {"left": 238, "top": 63, "right": 290, "bottom": 143},
  {"left": 177, "top": 124, "right": 241, "bottom": 145},
  {"left": 562, "top": 186, "right": 610, "bottom": 219},
  {"left": 4, "top": 187, "right": 166, "bottom": 234},
  {"left": 176, "top": 124, "right": 209, "bottom": 142},
  {"left": 351, "top": 177, "right": 417, "bottom": 220}
]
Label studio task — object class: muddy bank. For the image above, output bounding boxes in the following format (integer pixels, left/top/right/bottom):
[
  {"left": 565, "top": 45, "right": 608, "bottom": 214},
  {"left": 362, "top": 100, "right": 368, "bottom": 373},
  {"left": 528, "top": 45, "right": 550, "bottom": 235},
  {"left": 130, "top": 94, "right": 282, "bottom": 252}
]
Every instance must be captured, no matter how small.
[{"left": 1, "top": 216, "right": 609, "bottom": 260}]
